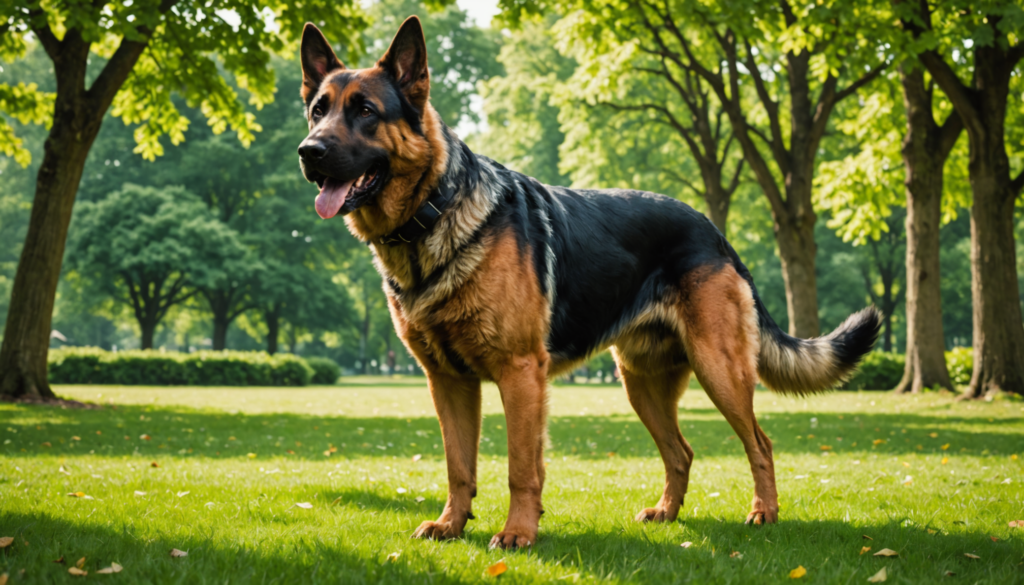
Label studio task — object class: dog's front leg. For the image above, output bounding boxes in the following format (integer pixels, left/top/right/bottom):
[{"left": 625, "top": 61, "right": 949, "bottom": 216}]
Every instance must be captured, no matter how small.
[
  {"left": 413, "top": 372, "right": 482, "bottom": 540},
  {"left": 489, "top": 354, "right": 548, "bottom": 549}
]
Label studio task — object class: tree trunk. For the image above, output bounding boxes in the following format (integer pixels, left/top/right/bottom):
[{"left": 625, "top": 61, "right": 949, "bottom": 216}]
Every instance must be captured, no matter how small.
[
  {"left": 894, "top": 66, "right": 956, "bottom": 394},
  {"left": 140, "top": 317, "right": 157, "bottom": 350},
  {"left": 0, "top": 99, "right": 99, "bottom": 398},
  {"left": 360, "top": 279, "right": 371, "bottom": 374},
  {"left": 265, "top": 306, "right": 280, "bottom": 355},
  {"left": 965, "top": 168, "right": 1024, "bottom": 397},
  {"left": 212, "top": 317, "right": 229, "bottom": 351},
  {"left": 774, "top": 206, "right": 820, "bottom": 338},
  {"left": 704, "top": 178, "right": 731, "bottom": 233}
]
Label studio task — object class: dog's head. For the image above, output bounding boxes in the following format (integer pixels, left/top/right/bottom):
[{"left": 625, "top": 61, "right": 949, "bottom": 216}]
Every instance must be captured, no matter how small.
[{"left": 297, "top": 16, "right": 446, "bottom": 236}]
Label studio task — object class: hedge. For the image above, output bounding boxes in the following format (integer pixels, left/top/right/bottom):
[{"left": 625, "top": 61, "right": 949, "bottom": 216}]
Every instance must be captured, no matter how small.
[
  {"left": 48, "top": 348, "right": 314, "bottom": 386},
  {"left": 841, "top": 348, "right": 974, "bottom": 391},
  {"left": 305, "top": 356, "right": 341, "bottom": 385}
]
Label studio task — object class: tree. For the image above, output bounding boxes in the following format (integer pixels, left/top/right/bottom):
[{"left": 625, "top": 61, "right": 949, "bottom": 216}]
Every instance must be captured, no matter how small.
[
  {"left": 471, "top": 17, "right": 573, "bottom": 186},
  {"left": 554, "top": 7, "right": 744, "bottom": 230},
  {"left": 499, "top": 0, "right": 891, "bottom": 336},
  {"left": 0, "top": 0, "right": 368, "bottom": 399},
  {"left": 816, "top": 68, "right": 962, "bottom": 392},
  {"left": 900, "top": 0, "right": 1024, "bottom": 397},
  {"left": 67, "top": 184, "right": 244, "bottom": 349}
]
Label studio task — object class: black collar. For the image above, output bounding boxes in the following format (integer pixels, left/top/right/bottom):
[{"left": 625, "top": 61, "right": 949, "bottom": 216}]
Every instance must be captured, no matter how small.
[{"left": 378, "top": 180, "right": 457, "bottom": 246}]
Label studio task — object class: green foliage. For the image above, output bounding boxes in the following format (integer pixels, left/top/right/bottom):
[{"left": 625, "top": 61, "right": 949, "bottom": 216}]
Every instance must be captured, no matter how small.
[
  {"left": 305, "top": 356, "right": 341, "bottom": 385},
  {"left": 945, "top": 347, "right": 974, "bottom": 387},
  {"left": 842, "top": 352, "right": 906, "bottom": 391},
  {"left": 0, "top": 0, "right": 369, "bottom": 166},
  {"left": 48, "top": 348, "right": 313, "bottom": 386}
]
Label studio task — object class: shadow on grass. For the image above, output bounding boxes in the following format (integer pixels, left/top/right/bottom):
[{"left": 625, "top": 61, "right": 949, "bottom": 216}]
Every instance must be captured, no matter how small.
[
  {"left": 2, "top": 402, "right": 1022, "bottom": 462},
  {"left": 0, "top": 510, "right": 474, "bottom": 585},
  {"left": 2, "top": 508, "right": 1019, "bottom": 584}
]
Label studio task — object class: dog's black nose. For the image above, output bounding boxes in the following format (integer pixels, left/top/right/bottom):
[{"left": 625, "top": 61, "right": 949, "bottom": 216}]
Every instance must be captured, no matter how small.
[{"left": 298, "top": 141, "right": 327, "bottom": 161}]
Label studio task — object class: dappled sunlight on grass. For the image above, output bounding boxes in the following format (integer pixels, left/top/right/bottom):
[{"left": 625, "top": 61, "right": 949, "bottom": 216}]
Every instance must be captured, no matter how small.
[{"left": 1, "top": 380, "right": 1022, "bottom": 583}]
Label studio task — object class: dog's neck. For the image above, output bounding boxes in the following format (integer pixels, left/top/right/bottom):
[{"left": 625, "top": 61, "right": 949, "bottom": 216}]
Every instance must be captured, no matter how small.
[{"left": 347, "top": 105, "right": 483, "bottom": 293}]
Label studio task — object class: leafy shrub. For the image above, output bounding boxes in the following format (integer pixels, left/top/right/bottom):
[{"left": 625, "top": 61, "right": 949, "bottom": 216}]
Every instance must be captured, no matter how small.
[
  {"left": 841, "top": 351, "right": 905, "bottom": 391},
  {"left": 304, "top": 356, "right": 341, "bottom": 385},
  {"left": 945, "top": 347, "right": 973, "bottom": 386},
  {"left": 49, "top": 348, "right": 313, "bottom": 386}
]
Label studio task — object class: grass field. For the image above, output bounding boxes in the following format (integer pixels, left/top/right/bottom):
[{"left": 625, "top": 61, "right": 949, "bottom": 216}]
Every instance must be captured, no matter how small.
[{"left": 1, "top": 378, "right": 1023, "bottom": 583}]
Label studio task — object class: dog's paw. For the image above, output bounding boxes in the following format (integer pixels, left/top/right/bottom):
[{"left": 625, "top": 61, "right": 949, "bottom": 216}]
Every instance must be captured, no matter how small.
[
  {"left": 634, "top": 507, "right": 678, "bottom": 523},
  {"left": 412, "top": 520, "right": 463, "bottom": 540},
  {"left": 488, "top": 529, "right": 536, "bottom": 550},
  {"left": 743, "top": 509, "right": 778, "bottom": 525}
]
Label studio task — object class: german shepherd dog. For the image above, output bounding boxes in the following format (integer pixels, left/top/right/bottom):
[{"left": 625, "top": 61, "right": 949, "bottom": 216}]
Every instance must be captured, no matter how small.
[{"left": 297, "top": 17, "right": 880, "bottom": 549}]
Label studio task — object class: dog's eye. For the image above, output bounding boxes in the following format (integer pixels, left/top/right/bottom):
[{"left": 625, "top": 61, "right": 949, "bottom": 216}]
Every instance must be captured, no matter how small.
[
  {"left": 311, "top": 105, "right": 324, "bottom": 121},
  {"left": 360, "top": 106, "right": 374, "bottom": 118}
]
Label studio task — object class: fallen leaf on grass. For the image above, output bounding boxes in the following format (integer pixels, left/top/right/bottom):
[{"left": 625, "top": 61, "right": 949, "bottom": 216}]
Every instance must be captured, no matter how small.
[
  {"left": 68, "top": 567, "right": 87, "bottom": 576},
  {"left": 680, "top": 541, "right": 693, "bottom": 549},
  {"left": 964, "top": 553, "right": 980, "bottom": 559},
  {"left": 0, "top": 537, "right": 12, "bottom": 548},
  {"left": 862, "top": 535, "right": 873, "bottom": 540},
  {"left": 941, "top": 444, "right": 950, "bottom": 450},
  {"left": 944, "top": 571, "right": 956, "bottom": 576},
  {"left": 867, "top": 567, "right": 887, "bottom": 583},
  {"left": 412, "top": 454, "right": 422, "bottom": 462},
  {"left": 990, "top": 536, "right": 999, "bottom": 542},
  {"left": 150, "top": 462, "right": 159, "bottom": 468},
  {"left": 873, "top": 439, "right": 886, "bottom": 445},
  {"left": 170, "top": 549, "right": 188, "bottom": 558},
  {"left": 860, "top": 546, "right": 871, "bottom": 555},
  {"left": 386, "top": 552, "right": 400, "bottom": 562},
  {"left": 789, "top": 565, "right": 806, "bottom": 579},
  {"left": 873, "top": 549, "right": 898, "bottom": 557},
  {"left": 76, "top": 557, "right": 86, "bottom": 569},
  {"left": 52, "top": 557, "right": 65, "bottom": 564},
  {"left": 247, "top": 453, "right": 257, "bottom": 459},
  {"left": 415, "top": 496, "right": 425, "bottom": 503},
  {"left": 176, "top": 491, "right": 189, "bottom": 498},
  {"left": 1009, "top": 520, "right": 1024, "bottom": 528},
  {"left": 96, "top": 563, "right": 122, "bottom": 574},
  {"left": 820, "top": 445, "right": 832, "bottom": 451},
  {"left": 331, "top": 497, "right": 343, "bottom": 506},
  {"left": 941, "top": 457, "right": 949, "bottom": 465},
  {"left": 730, "top": 551, "right": 742, "bottom": 559},
  {"left": 294, "top": 502, "right": 313, "bottom": 509},
  {"left": 134, "top": 491, "right": 147, "bottom": 497},
  {"left": 486, "top": 561, "right": 507, "bottom": 577},
  {"left": 58, "top": 464, "right": 70, "bottom": 474}
]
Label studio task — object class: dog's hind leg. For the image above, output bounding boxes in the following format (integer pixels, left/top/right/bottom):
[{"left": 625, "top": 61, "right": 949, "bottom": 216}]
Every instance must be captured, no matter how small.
[
  {"left": 680, "top": 265, "right": 779, "bottom": 524},
  {"left": 616, "top": 357, "right": 694, "bottom": 522},
  {"left": 413, "top": 371, "right": 482, "bottom": 540}
]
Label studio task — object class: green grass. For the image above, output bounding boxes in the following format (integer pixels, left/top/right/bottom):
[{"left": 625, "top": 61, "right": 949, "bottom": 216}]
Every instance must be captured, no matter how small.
[{"left": 2, "top": 379, "right": 1023, "bottom": 584}]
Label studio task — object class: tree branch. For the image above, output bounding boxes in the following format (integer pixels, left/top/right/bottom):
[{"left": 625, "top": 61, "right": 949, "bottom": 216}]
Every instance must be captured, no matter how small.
[
  {"left": 937, "top": 109, "right": 963, "bottom": 160},
  {"left": 833, "top": 59, "right": 891, "bottom": 103}
]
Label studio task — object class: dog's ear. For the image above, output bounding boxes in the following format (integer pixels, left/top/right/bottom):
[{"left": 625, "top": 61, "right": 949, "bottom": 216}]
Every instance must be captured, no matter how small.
[
  {"left": 301, "top": 23, "right": 344, "bottom": 101},
  {"left": 378, "top": 16, "right": 430, "bottom": 114}
]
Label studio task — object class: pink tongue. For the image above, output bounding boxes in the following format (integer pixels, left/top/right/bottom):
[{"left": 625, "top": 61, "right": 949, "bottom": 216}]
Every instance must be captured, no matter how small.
[{"left": 315, "top": 178, "right": 355, "bottom": 219}]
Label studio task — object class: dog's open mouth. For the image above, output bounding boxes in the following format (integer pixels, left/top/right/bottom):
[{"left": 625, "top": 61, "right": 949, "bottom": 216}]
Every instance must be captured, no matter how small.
[{"left": 314, "top": 163, "right": 385, "bottom": 219}]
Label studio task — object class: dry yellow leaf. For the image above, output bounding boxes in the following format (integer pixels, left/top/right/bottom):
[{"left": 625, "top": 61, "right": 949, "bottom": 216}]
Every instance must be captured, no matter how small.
[
  {"left": 941, "top": 457, "right": 949, "bottom": 465},
  {"left": 820, "top": 445, "right": 832, "bottom": 451},
  {"left": 96, "top": 563, "right": 123, "bottom": 574},
  {"left": 860, "top": 546, "right": 871, "bottom": 555},
  {"left": 990, "top": 536, "right": 999, "bottom": 542},
  {"left": 1009, "top": 520, "right": 1024, "bottom": 528},
  {"left": 941, "top": 443, "right": 950, "bottom": 450},
  {"left": 964, "top": 553, "right": 980, "bottom": 559},
  {"left": 487, "top": 560, "right": 508, "bottom": 577},
  {"left": 68, "top": 567, "right": 87, "bottom": 576},
  {"left": 150, "top": 462, "right": 160, "bottom": 468},
  {"left": 0, "top": 537, "right": 12, "bottom": 548},
  {"left": 789, "top": 565, "right": 807, "bottom": 579},
  {"left": 873, "top": 548, "right": 898, "bottom": 557},
  {"left": 873, "top": 439, "right": 885, "bottom": 445},
  {"left": 170, "top": 548, "right": 188, "bottom": 558},
  {"left": 247, "top": 453, "right": 257, "bottom": 459},
  {"left": 862, "top": 535, "right": 873, "bottom": 540},
  {"left": 680, "top": 541, "right": 693, "bottom": 548},
  {"left": 412, "top": 454, "right": 422, "bottom": 462},
  {"left": 867, "top": 567, "right": 887, "bottom": 583},
  {"left": 386, "top": 552, "right": 400, "bottom": 562},
  {"left": 76, "top": 557, "right": 86, "bottom": 569},
  {"left": 730, "top": 551, "right": 743, "bottom": 559},
  {"left": 929, "top": 433, "right": 938, "bottom": 438}
]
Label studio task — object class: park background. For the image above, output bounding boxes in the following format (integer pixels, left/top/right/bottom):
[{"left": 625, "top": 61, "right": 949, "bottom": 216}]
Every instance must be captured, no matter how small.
[{"left": 0, "top": 0, "right": 1023, "bottom": 583}]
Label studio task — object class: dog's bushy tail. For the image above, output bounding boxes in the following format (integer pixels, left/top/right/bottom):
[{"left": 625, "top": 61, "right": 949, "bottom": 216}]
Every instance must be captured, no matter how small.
[{"left": 754, "top": 299, "right": 882, "bottom": 396}]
